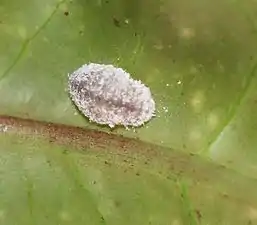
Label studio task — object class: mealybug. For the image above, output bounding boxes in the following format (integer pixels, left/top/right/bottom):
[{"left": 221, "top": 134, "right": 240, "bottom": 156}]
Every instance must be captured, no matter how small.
[{"left": 68, "top": 63, "right": 155, "bottom": 128}]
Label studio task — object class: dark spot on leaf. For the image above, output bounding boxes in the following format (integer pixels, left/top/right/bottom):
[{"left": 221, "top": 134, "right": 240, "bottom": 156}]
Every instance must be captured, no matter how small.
[
  {"left": 46, "top": 160, "right": 52, "bottom": 166},
  {"left": 64, "top": 11, "right": 69, "bottom": 16},
  {"left": 114, "top": 200, "right": 121, "bottom": 207},
  {"left": 220, "top": 164, "right": 226, "bottom": 169},
  {"left": 104, "top": 160, "right": 110, "bottom": 165},
  {"left": 198, "top": 64, "right": 204, "bottom": 72},
  {"left": 101, "top": 216, "right": 105, "bottom": 221},
  {"left": 144, "top": 161, "right": 148, "bottom": 165},
  {"left": 195, "top": 209, "right": 202, "bottom": 221},
  {"left": 136, "top": 172, "right": 140, "bottom": 176},
  {"left": 62, "top": 149, "right": 68, "bottom": 154},
  {"left": 221, "top": 192, "right": 229, "bottom": 198},
  {"left": 134, "top": 32, "right": 138, "bottom": 36},
  {"left": 93, "top": 181, "right": 96, "bottom": 184},
  {"left": 105, "top": 0, "right": 109, "bottom": 3},
  {"left": 227, "top": 160, "right": 233, "bottom": 164},
  {"left": 172, "top": 59, "right": 176, "bottom": 63},
  {"left": 113, "top": 17, "right": 121, "bottom": 27}
]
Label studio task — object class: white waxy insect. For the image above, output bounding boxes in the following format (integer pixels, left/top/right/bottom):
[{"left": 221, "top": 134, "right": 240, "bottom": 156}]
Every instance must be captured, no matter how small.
[{"left": 68, "top": 63, "right": 156, "bottom": 128}]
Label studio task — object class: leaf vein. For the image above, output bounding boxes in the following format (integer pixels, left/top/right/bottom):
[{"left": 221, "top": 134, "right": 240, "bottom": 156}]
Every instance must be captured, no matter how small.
[
  {"left": 203, "top": 61, "right": 257, "bottom": 154},
  {"left": 0, "top": 0, "right": 66, "bottom": 80}
]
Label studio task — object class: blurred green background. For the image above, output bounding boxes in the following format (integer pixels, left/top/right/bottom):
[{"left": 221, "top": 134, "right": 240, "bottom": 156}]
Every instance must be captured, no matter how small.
[{"left": 0, "top": 0, "right": 257, "bottom": 224}]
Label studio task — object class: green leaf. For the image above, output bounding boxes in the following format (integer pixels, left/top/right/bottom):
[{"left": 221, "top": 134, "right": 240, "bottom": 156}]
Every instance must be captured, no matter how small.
[{"left": 1, "top": 0, "right": 257, "bottom": 224}]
